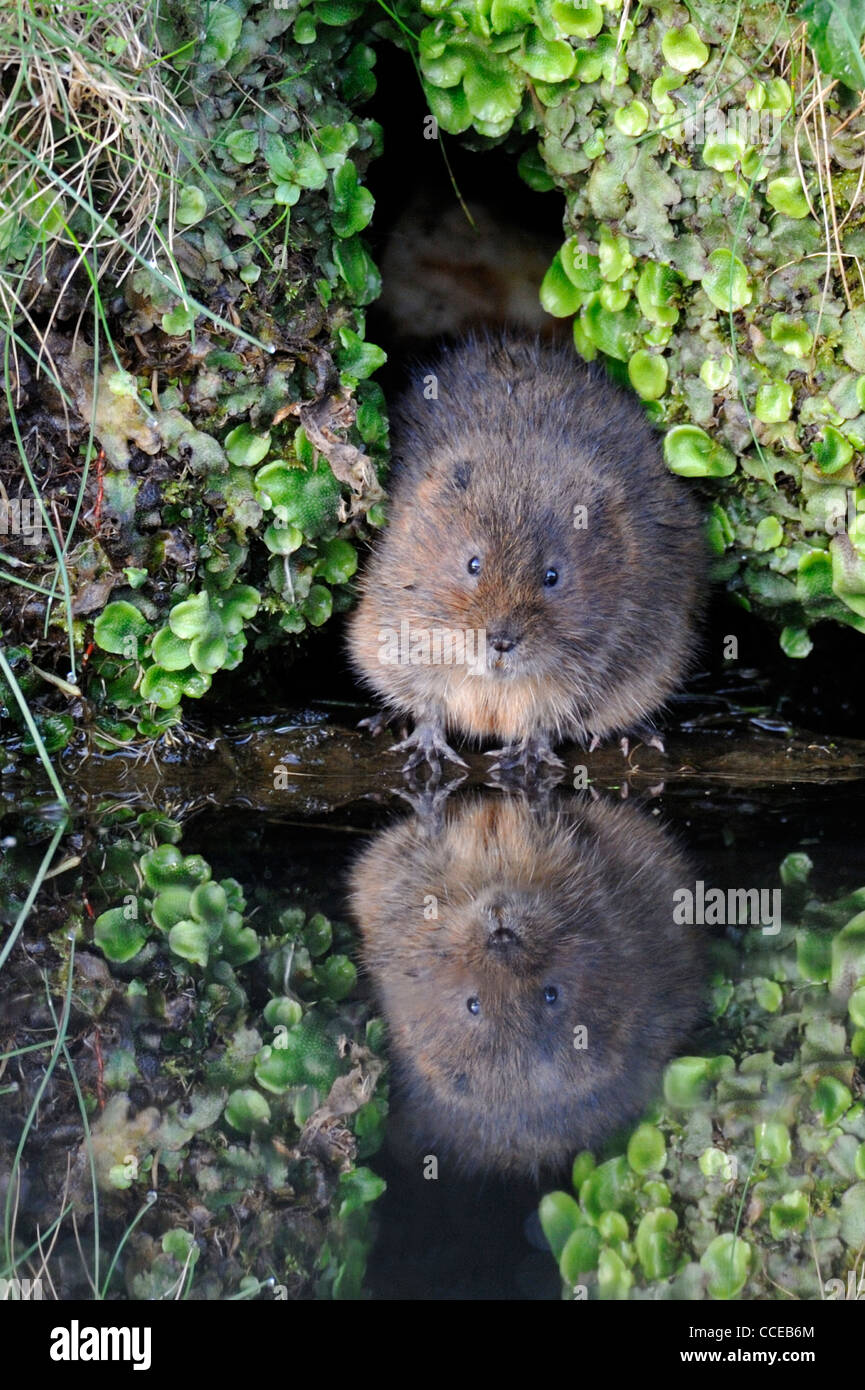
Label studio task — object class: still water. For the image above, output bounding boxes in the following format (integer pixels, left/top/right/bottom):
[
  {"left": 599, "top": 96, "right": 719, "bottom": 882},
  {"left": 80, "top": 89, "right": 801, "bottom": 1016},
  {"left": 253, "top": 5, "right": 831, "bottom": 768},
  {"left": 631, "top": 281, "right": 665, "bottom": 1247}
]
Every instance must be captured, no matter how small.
[{"left": 2, "top": 681, "right": 863, "bottom": 1300}]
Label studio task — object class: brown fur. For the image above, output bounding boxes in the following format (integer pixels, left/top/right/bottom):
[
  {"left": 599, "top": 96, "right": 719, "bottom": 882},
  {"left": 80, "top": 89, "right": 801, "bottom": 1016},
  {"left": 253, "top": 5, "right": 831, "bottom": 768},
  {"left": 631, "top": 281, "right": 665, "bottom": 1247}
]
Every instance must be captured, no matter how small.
[
  {"left": 349, "top": 794, "right": 704, "bottom": 1179},
  {"left": 348, "top": 332, "right": 705, "bottom": 750}
]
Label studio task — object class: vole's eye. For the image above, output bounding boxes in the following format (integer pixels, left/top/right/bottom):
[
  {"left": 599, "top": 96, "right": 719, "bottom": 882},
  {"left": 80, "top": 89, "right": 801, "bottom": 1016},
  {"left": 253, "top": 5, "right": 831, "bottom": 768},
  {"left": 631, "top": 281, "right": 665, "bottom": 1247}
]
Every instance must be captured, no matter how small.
[
  {"left": 543, "top": 985, "right": 558, "bottom": 1004},
  {"left": 467, "top": 556, "right": 481, "bottom": 576},
  {"left": 543, "top": 567, "right": 559, "bottom": 587},
  {"left": 467, "top": 996, "right": 480, "bottom": 1015}
]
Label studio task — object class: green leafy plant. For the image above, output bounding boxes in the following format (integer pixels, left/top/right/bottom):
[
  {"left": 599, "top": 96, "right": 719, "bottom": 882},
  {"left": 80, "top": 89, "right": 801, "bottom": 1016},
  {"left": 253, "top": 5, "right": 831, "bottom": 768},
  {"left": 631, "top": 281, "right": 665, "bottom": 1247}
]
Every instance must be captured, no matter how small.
[
  {"left": 539, "top": 851, "right": 865, "bottom": 1300},
  {"left": 406, "top": 0, "right": 865, "bottom": 651}
]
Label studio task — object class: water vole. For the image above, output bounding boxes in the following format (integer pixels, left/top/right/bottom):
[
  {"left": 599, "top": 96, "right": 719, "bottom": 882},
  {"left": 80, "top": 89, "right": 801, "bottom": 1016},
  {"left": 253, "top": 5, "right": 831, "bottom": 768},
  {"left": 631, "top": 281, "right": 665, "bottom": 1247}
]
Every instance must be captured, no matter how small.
[
  {"left": 349, "top": 794, "right": 704, "bottom": 1179},
  {"left": 348, "top": 332, "right": 704, "bottom": 773}
]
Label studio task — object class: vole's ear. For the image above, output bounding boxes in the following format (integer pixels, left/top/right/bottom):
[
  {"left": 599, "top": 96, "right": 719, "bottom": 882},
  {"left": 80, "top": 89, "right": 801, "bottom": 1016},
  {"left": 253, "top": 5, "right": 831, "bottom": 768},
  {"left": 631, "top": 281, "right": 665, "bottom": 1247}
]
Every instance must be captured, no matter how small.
[{"left": 453, "top": 460, "right": 471, "bottom": 490}]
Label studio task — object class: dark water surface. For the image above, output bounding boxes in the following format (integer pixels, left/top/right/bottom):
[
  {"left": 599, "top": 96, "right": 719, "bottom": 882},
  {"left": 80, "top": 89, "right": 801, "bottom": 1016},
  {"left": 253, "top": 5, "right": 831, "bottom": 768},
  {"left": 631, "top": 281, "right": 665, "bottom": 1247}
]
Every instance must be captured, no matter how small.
[{"left": 2, "top": 629, "right": 864, "bottom": 1300}]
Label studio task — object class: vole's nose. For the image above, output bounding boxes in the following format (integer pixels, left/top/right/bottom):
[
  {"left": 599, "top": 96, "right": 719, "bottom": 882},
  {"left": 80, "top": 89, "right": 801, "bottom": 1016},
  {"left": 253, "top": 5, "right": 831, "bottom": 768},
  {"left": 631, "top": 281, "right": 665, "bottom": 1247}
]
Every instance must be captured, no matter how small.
[
  {"left": 486, "top": 902, "right": 519, "bottom": 948},
  {"left": 489, "top": 633, "right": 516, "bottom": 653}
]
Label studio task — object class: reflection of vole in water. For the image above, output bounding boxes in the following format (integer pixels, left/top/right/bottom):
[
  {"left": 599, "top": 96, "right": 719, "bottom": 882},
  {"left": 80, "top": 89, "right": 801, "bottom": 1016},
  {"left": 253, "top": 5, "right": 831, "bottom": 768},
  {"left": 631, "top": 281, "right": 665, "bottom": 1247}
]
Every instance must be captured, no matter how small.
[
  {"left": 348, "top": 332, "right": 704, "bottom": 774},
  {"left": 349, "top": 795, "right": 703, "bottom": 1179}
]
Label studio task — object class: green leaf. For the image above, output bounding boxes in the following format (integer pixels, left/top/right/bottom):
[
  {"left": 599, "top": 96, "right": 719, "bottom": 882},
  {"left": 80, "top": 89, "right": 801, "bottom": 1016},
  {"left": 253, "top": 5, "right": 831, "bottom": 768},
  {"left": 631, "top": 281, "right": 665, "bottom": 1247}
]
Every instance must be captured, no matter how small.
[
  {"left": 94, "top": 601, "right": 150, "bottom": 658},
  {"left": 190, "top": 881, "right": 228, "bottom": 929},
  {"left": 176, "top": 186, "right": 207, "bottom": 227},
  {"left": 664, "top": 425, "right": 737, "bottom": 477},
  {"left": 315, "top": 538, "right": 357, "bottom": 584},
  {"left": 338, "top": 1166, "right": 386, "bottom": 1218},
  {"left": 626, "top": 1124, "right": 667, "bottom": 1174},
  {"left": 579, "top": 1156, "right": 633, "bottom": 1222},
  {"left": 256, "top": 1019, "right": 338, "bottom": 1090},
  {"left": 337, "top": 327, "right": 386, "bottom": 380},
  {"left": 628, "top": 350, "right": 667, "bottom": 400},
  {"left": 661, "top": 23, "right": 710, "bottom": 73},
  {"left": 141, "top": 844, "right": 211, "bottom": 893},
  {"left": 94, "top": 906, "right": 148, "bottom": 963},
  {"left": 169, "top": 593, "right": 212, "bottom": 640},
  {"left": 168, "top": 919, "right": 210, "bottom": 967},
  {"left": 540, "top": 251, "right": 581, "bottom": 317},
  {"left": 462, "top": 54, "right": 523, "bottom": 125},
  {"left": 139, "top": 665, "right": 185, "bottom": 709},
  {"left": 218, "top": 585, "right": 260, "bottom": 635},
  {"left": 766, "top": 175, "right": 810, "bottom": 219},
  {"left": 333, "top": 235, "right": 382, "bottom": 304},
  {"left": 151, "top": 627, "right": 192, "bottom": 671},
  {"left": 293, "top": 141, "right": 328, "bottom": 190},
  {"left": 254, "top": 461, "right": 342, "bottom": 535},
  {"left": 769, "top": 1191, "right": 810, "bottom": 1239},
  {"left": 518, "top": 146, "right": 556, "bottom": 191},
  {"left": 264, "top": 522, "right": 303, "bottom": 555},
  {"left": 264, "top": 133, "right": 296, "bottom": 183},
  {"left": 199, "top": 4, "right": 242, "bottom": 65},
  {"left": 224, "top": 1088, "right": 271, "bottom": 1134},
  {"left": 225, "top": 129, "right": 258, "bottom": 165},
  {"left": 225, "top": 423, "right": 271, "bottom": 468},
  {"left": 152, "top": 887, "right": 193, "bottom": 933},
  {"left": 780, "top": 624, "right": 813, "bottom": 658},
  {"left": 314, "top": 952, "right": 356, "bottom": 998},
  {"left": 304, "top": 912, "right": 333, "bottom": 957},
  {"left": 161, "top": 304, "right": 195, "bottom": 336},
  {"left": 332, "top": 160, "right": 374, "bottom": 238},
  {"left": 755, "top": 1121, "right": 792, "bottom": 1165},
  {"left": 515, "top": 28, "right": 576, "bottom": 82},
  {"left": 701, "top": 249, "right": 752, "bottom": 312},
  {"left": 559, "top": 1225, "right": 601, "bottom": 1281},
  {"left": 539, "top": 1191, "right": 582, "bottom": 1260},
  {"left": 551, "top": 1, "right": 603, "bottom": 38},
  {"left": 222, "top": 918, "right": 260, "bottom": 966},
  {"left": 190, "top": 631, "right": 229, "bottom": 675},
  {"left": 635, "top": 1208, "right": 678, "bottom": 1280},
  {"left": 799, "top": 0, "right": 865, "bottom": 90},
  {"left": 700, "top": 1233, "right": 751, "bottom": 1299}
]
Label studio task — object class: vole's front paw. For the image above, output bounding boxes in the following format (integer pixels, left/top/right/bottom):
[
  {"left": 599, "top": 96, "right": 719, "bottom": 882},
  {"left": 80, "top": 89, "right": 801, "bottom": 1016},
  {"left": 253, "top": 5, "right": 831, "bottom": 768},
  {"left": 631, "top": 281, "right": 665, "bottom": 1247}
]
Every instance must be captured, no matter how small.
[
  {"left": 586, "top": 723, "right": 666, "bottom": 757},
  {"left": 619, "top": 722, "right": 666, "bottom": 758},
  {"left": 357, "top": 709, "right": 391, "bottom": 738},
  {"left": 390, "top": 722, "right": 468, "bottom": 775},
  {"left": 485, "top": 734, "right": 565, "bottom": 781}
]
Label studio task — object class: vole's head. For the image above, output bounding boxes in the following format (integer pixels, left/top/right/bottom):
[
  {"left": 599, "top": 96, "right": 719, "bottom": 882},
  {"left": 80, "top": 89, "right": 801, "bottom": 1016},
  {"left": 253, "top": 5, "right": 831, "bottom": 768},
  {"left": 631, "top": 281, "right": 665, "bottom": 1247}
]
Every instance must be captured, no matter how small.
[{"left": 401, "top": 449, "right": 616, "bottom": 700}]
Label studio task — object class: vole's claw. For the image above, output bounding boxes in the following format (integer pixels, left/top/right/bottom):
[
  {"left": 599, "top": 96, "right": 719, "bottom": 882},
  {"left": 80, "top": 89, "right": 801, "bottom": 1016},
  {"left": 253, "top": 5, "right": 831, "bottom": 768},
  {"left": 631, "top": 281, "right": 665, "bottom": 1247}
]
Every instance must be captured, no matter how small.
[
  {"left": 358, "top": 710, "right": 390, "bottom": 737},
  {"left": 390, "top": 722, "right": 468, "bottom": 774},
  {"left": 620, "top": 722, "right": 666, "bottom": 756}
]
